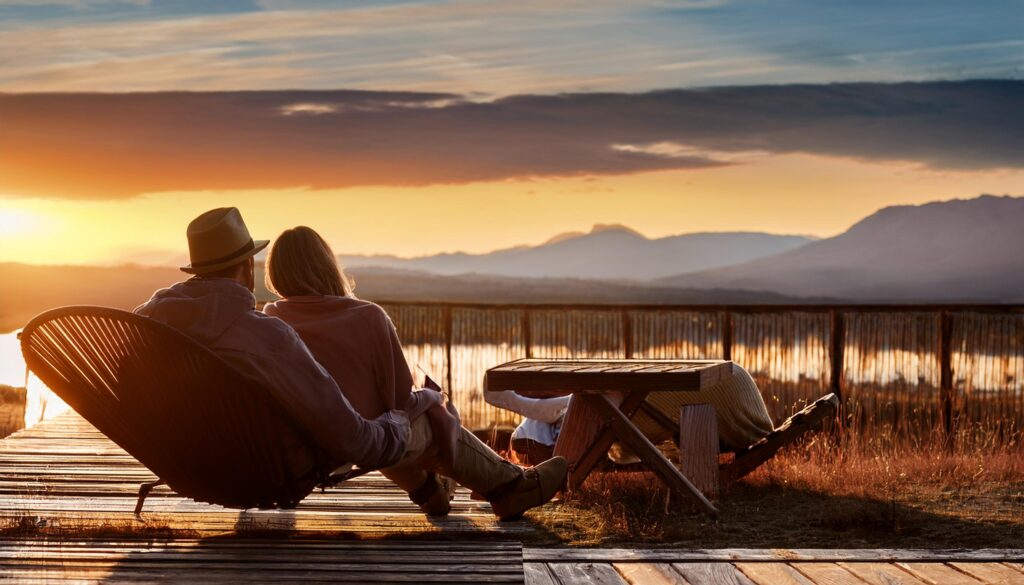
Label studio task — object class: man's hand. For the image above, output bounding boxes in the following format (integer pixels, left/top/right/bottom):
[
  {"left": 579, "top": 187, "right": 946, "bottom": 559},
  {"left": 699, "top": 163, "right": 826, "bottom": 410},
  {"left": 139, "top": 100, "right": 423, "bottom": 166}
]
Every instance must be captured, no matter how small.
[{"left": 404, "top": 388, "right": 443, "bottom": 420}]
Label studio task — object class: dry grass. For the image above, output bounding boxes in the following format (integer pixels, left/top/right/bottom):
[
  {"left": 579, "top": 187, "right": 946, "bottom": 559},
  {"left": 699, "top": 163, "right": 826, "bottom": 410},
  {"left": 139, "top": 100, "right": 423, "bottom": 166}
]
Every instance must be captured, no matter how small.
[
  {"left": 528, "top": 429, "right": 1024, "bottom": 548},
  {"left": 0, "top": 515, "right": 199, "bottom": 540}
]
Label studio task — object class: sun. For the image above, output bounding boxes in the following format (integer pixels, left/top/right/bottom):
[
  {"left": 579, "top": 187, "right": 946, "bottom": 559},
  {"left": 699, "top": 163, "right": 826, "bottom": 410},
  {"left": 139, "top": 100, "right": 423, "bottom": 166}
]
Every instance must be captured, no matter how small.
[{"left": 0, "top": 208, "right": 39, "bottom": 236}]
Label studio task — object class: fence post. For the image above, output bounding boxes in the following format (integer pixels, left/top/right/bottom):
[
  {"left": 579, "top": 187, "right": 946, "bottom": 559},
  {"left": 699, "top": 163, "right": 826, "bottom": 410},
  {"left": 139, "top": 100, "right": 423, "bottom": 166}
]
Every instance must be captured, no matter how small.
[
  {"left": 523, "top": 309, "right": 533, "bottom": 359},
  {"left": 622, "top": 309, "right": 633, "bottom": 359},
  {"left": 939, "top": 310, "right": 954, "bottom": 447},
  {"left": 721, "top": 311, "right": 733, "bottom": 361},
  {"left": 444, "top": 306, "right": 453, "bottom": 394},
  {"left": 830, "top": 309, "right": 845, "bottom": 402}
]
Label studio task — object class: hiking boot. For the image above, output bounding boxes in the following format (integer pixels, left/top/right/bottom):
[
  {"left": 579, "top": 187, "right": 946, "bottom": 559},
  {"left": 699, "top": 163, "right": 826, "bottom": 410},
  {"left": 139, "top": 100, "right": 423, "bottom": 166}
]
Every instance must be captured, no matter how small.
[
  {"left": 488, "top": 456, "right": 568, "bottom": 521},
  {"left": 409, "top": 472, "right": 456, "bottom": 517}
]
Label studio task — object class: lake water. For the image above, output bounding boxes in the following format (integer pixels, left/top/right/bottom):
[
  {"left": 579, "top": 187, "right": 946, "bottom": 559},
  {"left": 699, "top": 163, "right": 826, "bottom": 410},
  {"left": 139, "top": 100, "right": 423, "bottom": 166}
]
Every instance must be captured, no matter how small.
[{"left": 0, "top": 331, "right": 69, "bottom": 428}]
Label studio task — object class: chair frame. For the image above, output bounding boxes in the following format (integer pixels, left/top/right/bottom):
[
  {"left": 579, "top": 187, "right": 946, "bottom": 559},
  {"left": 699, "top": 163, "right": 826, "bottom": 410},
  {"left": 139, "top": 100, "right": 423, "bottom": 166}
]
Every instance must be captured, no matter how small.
[{"left": 20, "top": 306, "right": 362, "bottom": 514}]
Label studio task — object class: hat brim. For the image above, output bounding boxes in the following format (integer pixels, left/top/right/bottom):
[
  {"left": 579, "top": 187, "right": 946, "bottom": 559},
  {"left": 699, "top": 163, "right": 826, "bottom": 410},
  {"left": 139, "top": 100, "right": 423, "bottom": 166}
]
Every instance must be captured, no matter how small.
[{"left": 180, "top": 239, "right": 270, "bottom": 275}]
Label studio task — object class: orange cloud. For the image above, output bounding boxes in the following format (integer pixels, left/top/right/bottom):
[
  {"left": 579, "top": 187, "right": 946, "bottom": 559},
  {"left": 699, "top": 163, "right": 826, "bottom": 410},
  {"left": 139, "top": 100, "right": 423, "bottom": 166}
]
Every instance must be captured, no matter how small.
[{"left": 1, "top": 81, "right": 1021, "bottom": 199}]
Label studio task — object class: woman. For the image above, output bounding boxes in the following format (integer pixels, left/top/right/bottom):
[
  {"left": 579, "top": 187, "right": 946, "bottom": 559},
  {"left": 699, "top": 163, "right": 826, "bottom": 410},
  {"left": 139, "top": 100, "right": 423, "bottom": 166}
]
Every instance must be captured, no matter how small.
[{"left": 263, "top": 227, "right": 567, "bottom": 520}]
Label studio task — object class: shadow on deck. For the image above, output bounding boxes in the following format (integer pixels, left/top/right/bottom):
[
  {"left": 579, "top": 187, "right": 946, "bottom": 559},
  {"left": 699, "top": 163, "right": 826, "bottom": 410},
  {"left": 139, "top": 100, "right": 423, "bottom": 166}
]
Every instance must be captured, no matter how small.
[{"left": 1, "top": 412, "right": 1022, "bottom": 583}]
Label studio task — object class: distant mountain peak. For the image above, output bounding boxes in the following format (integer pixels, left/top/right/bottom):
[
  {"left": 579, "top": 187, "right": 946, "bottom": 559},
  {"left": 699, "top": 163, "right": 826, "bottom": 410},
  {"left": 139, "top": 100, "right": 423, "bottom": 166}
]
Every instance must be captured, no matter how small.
[
  {"left": 542, "top": 230, "right": 586, "bottom": 245},
  {"left": 589, "top": 223, "right": 645, "bottom": 237},
  {"left": 543, "top": 223, "right": 646, "bottom": 245}
]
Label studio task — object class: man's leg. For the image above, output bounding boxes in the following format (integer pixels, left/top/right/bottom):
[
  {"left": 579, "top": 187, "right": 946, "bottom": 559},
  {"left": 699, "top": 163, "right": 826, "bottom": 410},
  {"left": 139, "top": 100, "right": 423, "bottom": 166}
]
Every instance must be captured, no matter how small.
[
  {"left": 397, "top": 415, "right": 522, "bottom": 494},
  {"left": 379, "top": 462, "right": 456, "bottom": 516},
  {"left": 380, "top": 415, "right": 455, "bottom": 516},
  {"left": 395, "top": 415, "right": 568, "bottom": 520}
]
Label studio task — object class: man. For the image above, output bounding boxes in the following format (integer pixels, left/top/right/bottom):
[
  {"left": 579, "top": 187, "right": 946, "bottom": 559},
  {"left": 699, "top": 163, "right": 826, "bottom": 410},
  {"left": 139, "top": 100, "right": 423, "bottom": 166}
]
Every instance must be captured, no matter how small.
[{"left": 136, "top": 207, "right": 566, "bottom": 520}]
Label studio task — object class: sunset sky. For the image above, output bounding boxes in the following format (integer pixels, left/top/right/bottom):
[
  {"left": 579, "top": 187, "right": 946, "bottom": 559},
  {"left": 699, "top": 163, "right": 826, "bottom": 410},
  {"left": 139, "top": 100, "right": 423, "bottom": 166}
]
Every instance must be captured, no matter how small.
[{"left": 1, "top": 1, "right": 1022, "bottom": 265}]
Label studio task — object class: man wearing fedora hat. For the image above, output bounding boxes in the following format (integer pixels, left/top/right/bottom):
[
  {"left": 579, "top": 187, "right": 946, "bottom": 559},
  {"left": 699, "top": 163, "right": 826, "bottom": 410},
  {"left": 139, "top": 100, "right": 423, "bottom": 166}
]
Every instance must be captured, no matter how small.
[
  {"left": 135, "top": 208, "right": 567, "bottom": 520},
  {"left": 135, "top": 207, "right": 425, "bottom": 475}
]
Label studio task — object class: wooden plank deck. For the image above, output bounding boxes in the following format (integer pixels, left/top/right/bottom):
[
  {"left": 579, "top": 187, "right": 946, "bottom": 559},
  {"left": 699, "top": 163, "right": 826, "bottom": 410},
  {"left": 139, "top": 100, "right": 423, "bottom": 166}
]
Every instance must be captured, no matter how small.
[
  {"left": 1, "top": 412, "right": 1023, "bottom": 583},
  {"left": 2, "top": 542, "right": 1019, "bottom": 584},
  {"left": 0, "top": 412, "right": 535, "bottom": 536},
  {"left": 523, "top": 549, "right": 1024, "bottom": 585}
]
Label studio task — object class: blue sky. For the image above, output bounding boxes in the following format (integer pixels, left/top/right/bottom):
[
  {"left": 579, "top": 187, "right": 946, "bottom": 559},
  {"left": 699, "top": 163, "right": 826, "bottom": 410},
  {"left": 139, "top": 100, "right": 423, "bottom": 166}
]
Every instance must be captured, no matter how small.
[{"left": 0, "top": 0, "right": 1020, "bottom": 93}]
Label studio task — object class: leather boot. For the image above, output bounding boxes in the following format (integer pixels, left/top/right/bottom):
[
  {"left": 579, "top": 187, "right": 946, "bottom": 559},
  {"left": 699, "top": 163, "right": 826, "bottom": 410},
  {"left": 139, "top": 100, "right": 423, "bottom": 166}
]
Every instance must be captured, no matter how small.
[
  {"left": 487, "top": 456, "right": 567, "bottom": 521},
  {"left": 408, "top": 472, "right": 456, "bottom": 517}
]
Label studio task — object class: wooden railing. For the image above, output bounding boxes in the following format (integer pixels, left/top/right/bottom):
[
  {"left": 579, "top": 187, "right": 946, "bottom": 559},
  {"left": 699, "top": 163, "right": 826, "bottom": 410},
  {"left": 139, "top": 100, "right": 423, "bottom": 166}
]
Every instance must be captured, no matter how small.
[{"left": 375, "top": 301, "right": 1024, "bottom": 444}]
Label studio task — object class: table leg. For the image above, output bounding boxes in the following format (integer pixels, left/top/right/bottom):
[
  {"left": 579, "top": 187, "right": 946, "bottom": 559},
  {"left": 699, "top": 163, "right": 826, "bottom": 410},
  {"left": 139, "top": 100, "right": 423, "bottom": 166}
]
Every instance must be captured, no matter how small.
[
  {"left": 590, "top": 393, "right": 720, "bottom": 519},
  {"left": 555, "top": 391, "right": 649, "bottom": 491}
]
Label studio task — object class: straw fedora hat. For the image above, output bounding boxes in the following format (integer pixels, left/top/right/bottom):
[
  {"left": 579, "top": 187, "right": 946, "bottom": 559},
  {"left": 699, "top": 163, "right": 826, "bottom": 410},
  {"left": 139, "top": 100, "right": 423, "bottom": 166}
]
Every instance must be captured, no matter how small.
[{"left": 180, "top": 207, "right": 269, "bottom": 275}]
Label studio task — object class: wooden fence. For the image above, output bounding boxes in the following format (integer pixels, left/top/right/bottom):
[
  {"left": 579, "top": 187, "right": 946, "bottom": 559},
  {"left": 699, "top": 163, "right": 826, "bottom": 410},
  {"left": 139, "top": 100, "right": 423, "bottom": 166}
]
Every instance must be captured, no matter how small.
[{"left": 378, "top": 302, "right": 1024, "bottom": 445}]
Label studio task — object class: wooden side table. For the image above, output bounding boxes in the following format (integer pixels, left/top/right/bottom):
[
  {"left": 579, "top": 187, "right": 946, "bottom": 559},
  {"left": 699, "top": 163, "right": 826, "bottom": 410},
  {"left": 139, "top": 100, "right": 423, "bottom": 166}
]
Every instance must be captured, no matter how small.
[{"left": 486, "top": 358, "right": 734, "bottom": 518}]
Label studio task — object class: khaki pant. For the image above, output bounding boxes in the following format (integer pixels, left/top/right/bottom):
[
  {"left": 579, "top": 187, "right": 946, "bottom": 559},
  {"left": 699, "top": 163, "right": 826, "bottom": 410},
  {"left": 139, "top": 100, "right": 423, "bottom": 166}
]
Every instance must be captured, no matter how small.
[
  {"left": 630, "top": 364, "right": 775, "bottom": 449},
  {"left": 381, "top": 414, "right": 522, "bottom": 497}
]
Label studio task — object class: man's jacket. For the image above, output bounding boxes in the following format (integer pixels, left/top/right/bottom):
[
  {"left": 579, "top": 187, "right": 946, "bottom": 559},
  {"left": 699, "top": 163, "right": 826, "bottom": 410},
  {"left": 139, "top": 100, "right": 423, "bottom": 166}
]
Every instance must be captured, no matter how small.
[{"left": 135, "top": 277, "right": 409, "bottom": 473}]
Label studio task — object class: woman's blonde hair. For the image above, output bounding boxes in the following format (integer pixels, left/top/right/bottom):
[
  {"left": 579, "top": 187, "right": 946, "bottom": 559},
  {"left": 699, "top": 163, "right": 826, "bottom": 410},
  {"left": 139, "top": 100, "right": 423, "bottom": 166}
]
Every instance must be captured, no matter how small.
[{"left": 265, "top": 226, "right": 355, "bottom": 298}]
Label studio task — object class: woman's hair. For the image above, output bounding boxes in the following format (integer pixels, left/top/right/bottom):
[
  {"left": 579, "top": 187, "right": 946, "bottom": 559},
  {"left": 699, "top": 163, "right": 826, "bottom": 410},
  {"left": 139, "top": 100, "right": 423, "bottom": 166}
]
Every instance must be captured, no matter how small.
[{"left": 265, "top": 226, "right": 355, "bottom": 298}]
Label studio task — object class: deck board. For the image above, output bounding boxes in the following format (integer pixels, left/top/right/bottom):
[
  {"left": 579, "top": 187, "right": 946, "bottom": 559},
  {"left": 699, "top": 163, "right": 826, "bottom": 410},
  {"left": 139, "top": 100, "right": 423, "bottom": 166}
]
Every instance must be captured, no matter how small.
[
  {"left": 0, "top": 412, "right": 532, "bottom": 536},
  {"left": 0, "top": 538, "right": 526, "bottom": 583},
  {"left": 1, "top": 411, "right": 1022, "bottom": 583}
]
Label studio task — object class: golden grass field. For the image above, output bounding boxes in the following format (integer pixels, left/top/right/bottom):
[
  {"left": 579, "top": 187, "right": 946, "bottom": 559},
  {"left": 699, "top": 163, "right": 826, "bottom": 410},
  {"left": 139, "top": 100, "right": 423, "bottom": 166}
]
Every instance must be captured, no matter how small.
[{"left": 534, "top": 428, "right": 1024, "bottom": 547}]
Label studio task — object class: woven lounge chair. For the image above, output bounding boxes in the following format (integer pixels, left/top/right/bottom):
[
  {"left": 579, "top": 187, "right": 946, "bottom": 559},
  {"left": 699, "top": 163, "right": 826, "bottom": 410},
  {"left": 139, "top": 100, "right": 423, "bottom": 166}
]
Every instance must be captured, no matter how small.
[{"left": 20, "top": 306, "right": 364, "bottom": 515}]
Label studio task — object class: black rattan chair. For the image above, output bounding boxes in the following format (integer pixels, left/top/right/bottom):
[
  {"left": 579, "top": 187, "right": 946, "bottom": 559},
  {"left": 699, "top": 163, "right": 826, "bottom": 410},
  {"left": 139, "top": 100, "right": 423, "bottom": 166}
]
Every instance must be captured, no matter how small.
[{"left": 20, "top": 306, "right": 360, "bottom": 514}]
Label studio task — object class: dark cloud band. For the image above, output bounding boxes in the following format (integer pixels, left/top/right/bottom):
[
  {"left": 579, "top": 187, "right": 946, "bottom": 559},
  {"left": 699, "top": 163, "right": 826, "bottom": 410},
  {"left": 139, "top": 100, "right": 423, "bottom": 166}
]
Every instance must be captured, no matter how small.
[{"left": 0, "top": 80, "right": 1020, "bottom": 199}]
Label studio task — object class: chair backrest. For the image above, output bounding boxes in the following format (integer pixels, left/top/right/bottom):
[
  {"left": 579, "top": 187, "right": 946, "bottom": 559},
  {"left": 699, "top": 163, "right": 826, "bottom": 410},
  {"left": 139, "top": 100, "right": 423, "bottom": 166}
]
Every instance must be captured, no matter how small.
[{"left": 20, "top": 306, "right": 322, "bottom": 509}]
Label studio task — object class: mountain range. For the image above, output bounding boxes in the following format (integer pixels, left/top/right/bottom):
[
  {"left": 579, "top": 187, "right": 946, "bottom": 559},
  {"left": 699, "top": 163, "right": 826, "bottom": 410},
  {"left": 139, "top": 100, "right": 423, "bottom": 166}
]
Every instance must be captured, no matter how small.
[
  {"left": 344, "top": 194, "right": 1024, "bottom": 303},
  {"left": 343, "top": 226, "right": 813, "bottom": 281},
  {"left": 2, "top": 193, "right": 1021, "bottom": 332},
  {"left": 657, "top": 195, "right": 1024, "bottom": 302}
]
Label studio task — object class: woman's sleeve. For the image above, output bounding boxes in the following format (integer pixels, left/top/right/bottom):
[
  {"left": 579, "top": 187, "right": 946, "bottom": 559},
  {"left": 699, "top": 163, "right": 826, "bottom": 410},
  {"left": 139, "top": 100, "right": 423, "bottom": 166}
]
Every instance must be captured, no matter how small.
[{"left": 375, "top": 307, "right": 414, "bottom": 412}]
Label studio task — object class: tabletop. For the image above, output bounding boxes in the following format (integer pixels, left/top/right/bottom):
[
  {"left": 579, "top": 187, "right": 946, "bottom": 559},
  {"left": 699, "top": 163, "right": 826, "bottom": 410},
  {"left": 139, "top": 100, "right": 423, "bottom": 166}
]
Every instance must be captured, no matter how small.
[{"left": 485, "top": 358, "right": 734, "bottom": 398}]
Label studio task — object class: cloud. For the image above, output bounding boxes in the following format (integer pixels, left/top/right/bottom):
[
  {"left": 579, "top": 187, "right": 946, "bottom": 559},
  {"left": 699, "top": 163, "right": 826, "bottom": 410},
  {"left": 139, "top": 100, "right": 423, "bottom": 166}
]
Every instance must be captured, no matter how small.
[
  {"left": 0, "top": 0, "right": 148, "bottom": 5},
  {"left": 1, "top": 80, "right": 1021, "bottom": 199},
  {"left": 280, "top": 102, "right": 337, "bottom": 115},
  {"left": 0, "top": 0, "right": 1019, "bottom": 94},
  {"left": 611, "top": 142, "right": 767, "bottom": 163}
]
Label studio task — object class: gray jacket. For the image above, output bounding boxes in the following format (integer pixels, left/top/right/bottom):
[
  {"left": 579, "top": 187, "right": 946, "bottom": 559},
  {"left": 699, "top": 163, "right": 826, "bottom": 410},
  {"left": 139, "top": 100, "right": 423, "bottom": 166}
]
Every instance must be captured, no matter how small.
[{"left": 135, "top": 277, "right": 409, "bottom": 470}]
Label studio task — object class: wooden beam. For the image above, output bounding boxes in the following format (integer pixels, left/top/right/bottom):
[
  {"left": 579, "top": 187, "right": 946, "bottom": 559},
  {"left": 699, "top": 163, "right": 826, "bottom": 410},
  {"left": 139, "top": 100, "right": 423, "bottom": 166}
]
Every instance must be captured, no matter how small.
[
  {"left": 939, "top": 310, "right": 954, "bottom": 445},
  {"left": 556, "top": 391, "right": 650, "bottom": 492},
  {"left": 678, "top": 404, "right": 718, "bottom": 500},
  {"left": 722, "top": 312, "right": 733, "bottom": 362},
  {"left": 589, "top": 394, "right": 719, "bottom": 518},
  {"left": 721, "top": 393, "right": 839, "bottom": 484},
  {"left": 830, "top": 310, "right": 845, "bottom": 402}
]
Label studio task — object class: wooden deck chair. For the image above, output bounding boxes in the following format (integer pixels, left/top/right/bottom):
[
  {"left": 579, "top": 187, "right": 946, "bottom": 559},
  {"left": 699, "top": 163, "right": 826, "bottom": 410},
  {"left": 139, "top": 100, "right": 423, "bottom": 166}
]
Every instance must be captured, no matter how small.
[
  {"left": 718, "top": 393, "right": 839, "bottom": 483},
  {"left": 20, "top": 306, "right": 366, "bottom": 515},
  {"left": 628, "top": 390, "right": 839, "bottom": 484}
]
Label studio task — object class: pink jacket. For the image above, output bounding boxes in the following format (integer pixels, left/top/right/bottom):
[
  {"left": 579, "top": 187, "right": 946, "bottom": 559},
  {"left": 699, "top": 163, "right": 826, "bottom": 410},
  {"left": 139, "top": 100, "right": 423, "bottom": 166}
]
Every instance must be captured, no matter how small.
[{"left": 263, "top": 296, "right": 414, "bottom": 420}]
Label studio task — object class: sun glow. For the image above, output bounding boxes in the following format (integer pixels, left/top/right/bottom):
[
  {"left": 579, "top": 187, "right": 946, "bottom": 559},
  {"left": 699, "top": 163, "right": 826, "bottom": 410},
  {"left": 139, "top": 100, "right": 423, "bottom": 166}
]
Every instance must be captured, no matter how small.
[
  {"left": 1, "top": 153, "right": 1023, "bottom": 267},
  {"left": 0, "top": 208, "right": 40, "bottom": 235}
]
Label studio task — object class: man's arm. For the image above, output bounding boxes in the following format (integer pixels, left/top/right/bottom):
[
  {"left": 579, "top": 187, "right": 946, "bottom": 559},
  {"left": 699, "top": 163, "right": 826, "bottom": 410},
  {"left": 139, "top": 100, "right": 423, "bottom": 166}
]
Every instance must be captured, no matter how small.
[{"left": 235, "top": 324, "right": 410, "bottom": 469}]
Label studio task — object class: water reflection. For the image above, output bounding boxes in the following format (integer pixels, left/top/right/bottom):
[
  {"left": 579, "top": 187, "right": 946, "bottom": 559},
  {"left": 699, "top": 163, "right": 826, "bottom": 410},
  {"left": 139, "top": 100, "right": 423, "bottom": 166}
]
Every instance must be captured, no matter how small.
[
  {"left": 0, "top": 331, "right": 69, "bottom": 428},
  {"left": 3, "top": 312, "right": 1021, "bottom": 433}
]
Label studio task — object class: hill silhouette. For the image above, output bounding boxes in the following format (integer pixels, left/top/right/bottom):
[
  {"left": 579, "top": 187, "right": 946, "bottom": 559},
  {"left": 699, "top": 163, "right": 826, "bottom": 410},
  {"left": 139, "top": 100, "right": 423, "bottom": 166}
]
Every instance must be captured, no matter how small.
[
  {"left": 658, "top": 195, "right": 1024, "bottom": 302},
  {"left": 342, "top": 227, "right": 812, "bottom": 280}
]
